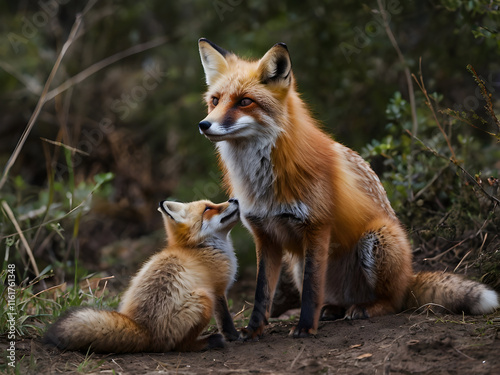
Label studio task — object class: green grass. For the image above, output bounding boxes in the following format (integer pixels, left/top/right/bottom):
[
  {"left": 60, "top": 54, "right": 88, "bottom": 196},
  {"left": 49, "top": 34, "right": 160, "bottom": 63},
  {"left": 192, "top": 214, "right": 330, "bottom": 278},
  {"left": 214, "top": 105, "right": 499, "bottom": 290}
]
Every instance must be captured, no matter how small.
[
  {"left": 75, "top": 349, "right": 106, "bottom": 374},
  {"left": 0, "top": 261, "right": 121, "bottom": 335}
]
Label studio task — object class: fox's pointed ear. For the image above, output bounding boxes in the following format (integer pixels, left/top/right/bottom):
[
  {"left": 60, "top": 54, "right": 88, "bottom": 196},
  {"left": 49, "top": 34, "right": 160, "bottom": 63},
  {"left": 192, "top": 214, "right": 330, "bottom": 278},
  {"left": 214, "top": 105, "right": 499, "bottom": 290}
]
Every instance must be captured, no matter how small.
[
  {"left": 159, "top": 201, "right": 186, "bottom": 223},
  {"left": 258, "top": 43, "right": 292, "bottom": 86},
  {"left": 199, "top": 38, "right": 230, "bottom": 86}
]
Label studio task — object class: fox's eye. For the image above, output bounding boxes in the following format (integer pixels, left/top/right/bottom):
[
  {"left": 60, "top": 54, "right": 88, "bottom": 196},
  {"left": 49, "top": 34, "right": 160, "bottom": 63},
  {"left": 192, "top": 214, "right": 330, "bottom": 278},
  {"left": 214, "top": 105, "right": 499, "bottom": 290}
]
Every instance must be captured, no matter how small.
[
  {"left": 239, "top": 98, "right": 253, "bottom": 107},
  {"left": 212, "top": 97, "right": 219, "bottom": 106},
  {"left": 204, "top": 206, "right": 212, "bottom": 213}
]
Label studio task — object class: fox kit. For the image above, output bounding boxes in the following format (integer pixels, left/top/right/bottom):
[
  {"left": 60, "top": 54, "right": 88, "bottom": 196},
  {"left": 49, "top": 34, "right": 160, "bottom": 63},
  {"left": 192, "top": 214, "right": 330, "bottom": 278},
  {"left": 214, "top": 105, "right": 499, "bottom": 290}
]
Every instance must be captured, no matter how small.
[
  {"left": 44, "top": 199, "right": 240, "bottom": 353},
  {"left": 197, "top": 38, "right": 499, "bottom": 339}
]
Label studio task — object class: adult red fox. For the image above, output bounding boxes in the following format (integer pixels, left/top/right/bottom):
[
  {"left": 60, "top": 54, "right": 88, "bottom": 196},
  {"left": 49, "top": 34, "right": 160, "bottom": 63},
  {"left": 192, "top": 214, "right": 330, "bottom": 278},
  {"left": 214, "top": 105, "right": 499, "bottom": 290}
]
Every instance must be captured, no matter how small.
[
  {"left": 197, "top": 38, "right": 499, "bottom": 339},
  {"left": 44, "top": 199, "right": 240, "bottom": 352}
]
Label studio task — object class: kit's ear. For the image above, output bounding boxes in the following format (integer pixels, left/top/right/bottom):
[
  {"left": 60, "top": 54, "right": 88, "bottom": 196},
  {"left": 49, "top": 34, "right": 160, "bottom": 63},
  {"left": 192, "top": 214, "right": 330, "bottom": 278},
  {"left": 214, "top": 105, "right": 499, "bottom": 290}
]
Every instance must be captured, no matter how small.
[
  {"left": 199, "top": 38, "right": 230, "bottom": 86},
  {"left": 158, "top": 201, "right": 187, "bottom": 223},
  {"left": 257, "top": 42, "right": 292, "bottom": 86}
]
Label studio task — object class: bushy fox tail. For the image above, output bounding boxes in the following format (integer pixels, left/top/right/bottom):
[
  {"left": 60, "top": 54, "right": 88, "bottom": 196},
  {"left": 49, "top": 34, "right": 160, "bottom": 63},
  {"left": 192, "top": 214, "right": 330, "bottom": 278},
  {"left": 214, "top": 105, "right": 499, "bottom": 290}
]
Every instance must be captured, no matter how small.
[
  {"left": 405, "top": 271, "right": 499, "bottom": 315},
  {"left": 43, "top": 307, "right": 151, "bottom": 353}
]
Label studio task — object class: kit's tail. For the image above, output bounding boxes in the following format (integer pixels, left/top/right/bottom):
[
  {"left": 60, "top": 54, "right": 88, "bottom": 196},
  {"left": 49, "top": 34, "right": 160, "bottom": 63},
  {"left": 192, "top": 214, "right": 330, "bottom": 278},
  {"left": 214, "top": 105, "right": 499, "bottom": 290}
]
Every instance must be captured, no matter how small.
[{"left": 43, "top": 307, "right": 151, "bottom": 353}]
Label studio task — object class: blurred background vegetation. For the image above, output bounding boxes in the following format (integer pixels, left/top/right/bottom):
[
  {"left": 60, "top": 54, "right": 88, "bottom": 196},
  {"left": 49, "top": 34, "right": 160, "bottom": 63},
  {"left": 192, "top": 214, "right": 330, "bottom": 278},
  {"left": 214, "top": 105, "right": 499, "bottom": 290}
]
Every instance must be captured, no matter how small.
[{"left": 0, "top": 0, "right": 499, "bottom": 336}]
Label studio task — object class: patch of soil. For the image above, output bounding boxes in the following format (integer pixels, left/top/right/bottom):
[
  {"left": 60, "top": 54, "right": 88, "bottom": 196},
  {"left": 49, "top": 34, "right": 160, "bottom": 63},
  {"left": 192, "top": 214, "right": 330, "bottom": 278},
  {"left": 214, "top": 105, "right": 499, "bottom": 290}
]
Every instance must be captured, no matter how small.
[{"left": 4, "top": 311, "right": 499, "bottom": 374}]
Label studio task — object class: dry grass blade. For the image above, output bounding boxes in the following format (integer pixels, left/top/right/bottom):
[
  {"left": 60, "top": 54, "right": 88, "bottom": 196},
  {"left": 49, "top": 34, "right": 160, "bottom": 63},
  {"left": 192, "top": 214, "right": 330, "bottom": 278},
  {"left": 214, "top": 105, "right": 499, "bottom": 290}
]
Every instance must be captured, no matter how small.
[
  {"left": 0, "top": 13, "right": 85, "bottom": 190},
  {"left": 44, "top": 35, "right": 170, "bottom": 103},
  {"left": 0, "top": 0, "right": 155, "bottom": 190},
  {"left": 453, "top": 234, "right": 487, "bottom": 273},
  {"left": 23, "top": 282, "right": 66, "bottom": 301},
  {"left": 1, "top": 200, "right": 40, "bottom": 276},
  {"left": 413, "top": 302, "right": 455, "bottom": 315},
  {"left": 40, "top": 137, "right": 90, "bottom": 156}
]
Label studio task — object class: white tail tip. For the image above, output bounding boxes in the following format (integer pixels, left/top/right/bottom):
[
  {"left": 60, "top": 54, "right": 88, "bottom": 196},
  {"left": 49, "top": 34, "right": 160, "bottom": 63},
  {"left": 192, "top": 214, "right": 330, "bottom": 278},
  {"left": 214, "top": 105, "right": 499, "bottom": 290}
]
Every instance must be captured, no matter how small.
[{"left": 475, "top": 289, "right": 500, "bottom": 314}]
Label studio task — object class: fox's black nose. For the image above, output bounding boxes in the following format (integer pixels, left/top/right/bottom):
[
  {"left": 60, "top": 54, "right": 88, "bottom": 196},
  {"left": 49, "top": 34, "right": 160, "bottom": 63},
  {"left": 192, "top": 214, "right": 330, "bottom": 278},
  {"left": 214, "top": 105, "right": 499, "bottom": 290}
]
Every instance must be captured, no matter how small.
[
  {"left": 228, "top": 198, "right": 239, "bottom": 205},
  {"left": 199, "top": 120, "right": 212, "bottom": 131}
]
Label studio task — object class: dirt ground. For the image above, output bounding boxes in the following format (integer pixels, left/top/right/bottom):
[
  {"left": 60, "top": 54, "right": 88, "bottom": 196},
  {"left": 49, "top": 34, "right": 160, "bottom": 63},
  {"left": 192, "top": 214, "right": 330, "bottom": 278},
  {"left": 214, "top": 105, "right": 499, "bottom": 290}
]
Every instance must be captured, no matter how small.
[{"left": 4, "top": 307, "right": 499, "bottom": 374}]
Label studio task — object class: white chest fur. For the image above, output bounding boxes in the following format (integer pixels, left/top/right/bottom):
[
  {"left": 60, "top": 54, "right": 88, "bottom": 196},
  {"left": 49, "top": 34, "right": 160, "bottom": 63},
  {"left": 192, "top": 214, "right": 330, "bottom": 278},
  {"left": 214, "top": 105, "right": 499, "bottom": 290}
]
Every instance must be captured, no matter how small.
[
  {"left": 206, "top": 235, "right": 238, "bottom": 290},
  {"left": 217, "top": 139, "right": 309, "bottom": 222}
]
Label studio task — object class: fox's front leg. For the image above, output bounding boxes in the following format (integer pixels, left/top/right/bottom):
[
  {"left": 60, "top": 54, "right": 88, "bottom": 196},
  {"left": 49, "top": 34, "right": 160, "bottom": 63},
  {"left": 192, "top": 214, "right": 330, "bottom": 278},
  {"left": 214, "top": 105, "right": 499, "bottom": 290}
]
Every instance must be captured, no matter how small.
[
  {"left": 214, "top": 295, "right": 239, "bottom": 341},
  {"left": 240, "top": 230, "right": 283, "bottom": 341},
  {"left": 292, "top": 227, "right": 330, "bottom": 337}
]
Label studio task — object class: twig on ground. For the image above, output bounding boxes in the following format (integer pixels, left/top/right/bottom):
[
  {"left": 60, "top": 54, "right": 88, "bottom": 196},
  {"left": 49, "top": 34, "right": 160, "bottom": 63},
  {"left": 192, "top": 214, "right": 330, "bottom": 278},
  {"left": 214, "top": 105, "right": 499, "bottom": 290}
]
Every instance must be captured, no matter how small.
[
  {"left": 413, "top": 302, "right": 455, "bottom": 316},
  {"left": 424, "top": 236, "right": 470, "bottom": 262},
  {"left": 290, "top": 345, "right": 305, "bottom": 370},
  {"left": 233, "top": 301, "right": 253, "bottom": 320},
  {"left": 452, "top": 346, "right": 476, "bottom": 361}
]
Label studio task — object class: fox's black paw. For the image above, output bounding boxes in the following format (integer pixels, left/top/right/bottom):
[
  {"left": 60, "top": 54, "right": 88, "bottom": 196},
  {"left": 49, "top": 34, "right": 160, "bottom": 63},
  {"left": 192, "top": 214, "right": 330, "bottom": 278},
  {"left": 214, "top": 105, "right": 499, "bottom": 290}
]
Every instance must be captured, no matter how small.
[
  {"left": 207, "top": 333, "right": 226, "bottom": 349},
  {"left": 345, "top": 305, "right": 369, "bottom": 320},
  {"left": 223, "top": 327, "right": 240, "bottom": 342},
  {"left": 289, "top": 325, "right": 317, "bottom": 338},
  {"left": 320, "top": 305, "right": 346, "bottom": 321},
  {"left": 238, "top": 325, "right": 263, "bottom": 342}
]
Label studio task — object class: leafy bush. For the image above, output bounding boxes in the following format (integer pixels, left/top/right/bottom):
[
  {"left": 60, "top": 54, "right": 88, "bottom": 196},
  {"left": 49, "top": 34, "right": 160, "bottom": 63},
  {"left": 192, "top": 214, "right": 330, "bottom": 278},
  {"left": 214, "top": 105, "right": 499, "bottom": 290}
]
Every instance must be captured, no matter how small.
[{"left": 363, "top": 68, "right": 499, "bottom": 284}]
